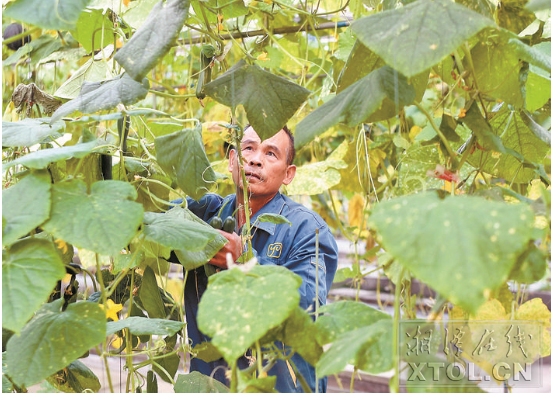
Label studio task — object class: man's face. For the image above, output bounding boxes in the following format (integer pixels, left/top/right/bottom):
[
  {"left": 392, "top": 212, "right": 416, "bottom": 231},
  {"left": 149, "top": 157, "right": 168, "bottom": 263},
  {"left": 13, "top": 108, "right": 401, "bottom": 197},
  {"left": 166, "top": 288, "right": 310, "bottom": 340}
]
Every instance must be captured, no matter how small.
[{"left": 228, "top": 127, "right": 296, "bottom": 199}]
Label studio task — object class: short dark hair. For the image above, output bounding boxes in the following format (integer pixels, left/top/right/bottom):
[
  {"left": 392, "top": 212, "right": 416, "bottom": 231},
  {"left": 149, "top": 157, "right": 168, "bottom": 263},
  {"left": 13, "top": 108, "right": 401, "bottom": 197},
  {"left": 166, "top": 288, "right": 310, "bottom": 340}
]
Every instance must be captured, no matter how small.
[{"left": 243, "top": 124, "right": 295, "bottom": 165}]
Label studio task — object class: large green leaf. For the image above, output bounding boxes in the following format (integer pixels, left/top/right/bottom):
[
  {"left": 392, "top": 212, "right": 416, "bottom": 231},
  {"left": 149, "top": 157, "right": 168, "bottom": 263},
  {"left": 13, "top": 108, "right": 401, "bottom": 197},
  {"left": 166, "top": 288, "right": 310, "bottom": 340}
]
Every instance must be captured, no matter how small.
[
  {"left": 520, "top": 110, "right": 551, "bottom": 146},
  {"left": 316, "top": 320, "right": 393, "bottom": 377},
  {"left": 526, "top": 0, "right": 551, "bottom": 12},
  {"left": 6, "top": 299, "right": 105, "bottom": 387},
  {"left": 368, "top": 192, "right": 534, "bottom": 313},
  {"left": 467, "top": 108, "right": 549, "bottom": 182},
  {"left": 203, "top": 59, "right": 311, "bottom": 141},
  {"left": 174, "top": 371, "right": 229, "bottom": 393},
  {"left": 50, "top": 73, "right": 149, "bottom": 124},
  {"left": 43, "top": 179, "right": 144, "bottom": 256},
  {"left": 46, "top": 360, "right": 101, "bottom": 393},
  {"left": 277, "top": 307, "right": 323, "bottom": 366},
  {"left": 351, "top": 0, "right": 494, "bottom": 77},
  {"left": 114, "top": 0, "right": 190, "bottom": 81},
  {"left": 469, "top": 41, "right": 524, "bottom": 107},
  {"left": 286, "top": 159, "right": 347, "bottom": 195},
  {"left": 54, "top": 58, "right": 110, "bottom": 100},
  {"left": 2, "top": 171, "right": 51, "bottom": 247},
  {"left": 2, "top": 238, "right": 65, "bottom": 333},
  {"left": 337, "top": 39, "right": 429, "bottom": 117},
  {"left": 72, "top": 8, "right": 114, "bottom": 53},
  {"left": 107, "top": 316, "right": 184, "bottom": 336},
  {"left": 315, "top": 301, "right": 391, "bottom": 345},
  {"left": 198, "top": 265, "right": 301, "bottom": 363},
  {"left": 138, "top": 266, "right": 167, "bottom": 319},
  {"left": 155, "top": 125, "right": 216, "bottom": 201},
  {"left": 510, "top": 39, "right": 551, "bottom": 74},
  {"left": 2, "top": 140, "right": 99, "bottom": 171},
  {"left": 142, "top": 207, "right": 219, "bottom": 252},
  {"left": 295, "top": 66, "right": 415, "bottom": 147},
  {"left": 2, "top": 118, "right": 65, "bottom": 147},
  {"left": 4, "top": 0, "right": 92, "bottom": 30}
]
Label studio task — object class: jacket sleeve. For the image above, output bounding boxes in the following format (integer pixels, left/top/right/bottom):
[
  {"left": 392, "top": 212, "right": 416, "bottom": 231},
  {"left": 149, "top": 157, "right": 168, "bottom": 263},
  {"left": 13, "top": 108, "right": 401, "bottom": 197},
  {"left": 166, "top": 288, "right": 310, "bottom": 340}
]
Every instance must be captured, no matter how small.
[{"left": 279, "top": 223, "right": 338, "bottom": 314}]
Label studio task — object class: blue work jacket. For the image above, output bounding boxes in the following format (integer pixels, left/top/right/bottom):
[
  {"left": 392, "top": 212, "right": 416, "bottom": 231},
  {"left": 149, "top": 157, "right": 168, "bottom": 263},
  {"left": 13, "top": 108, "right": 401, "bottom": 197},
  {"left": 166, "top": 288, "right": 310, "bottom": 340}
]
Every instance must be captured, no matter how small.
[{"left": 171, "top": 192, "right": 338, "bottom": 392}]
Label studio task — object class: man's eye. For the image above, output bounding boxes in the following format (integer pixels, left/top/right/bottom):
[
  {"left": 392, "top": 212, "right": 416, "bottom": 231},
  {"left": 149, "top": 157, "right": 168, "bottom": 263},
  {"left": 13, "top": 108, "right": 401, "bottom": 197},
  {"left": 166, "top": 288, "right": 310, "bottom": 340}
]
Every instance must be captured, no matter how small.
[
  {"left": 267, "top": 152, "right": 276, "bottom": 157},
  {"left": 243, "top": 146, "right": 252, "bottom": 151}
]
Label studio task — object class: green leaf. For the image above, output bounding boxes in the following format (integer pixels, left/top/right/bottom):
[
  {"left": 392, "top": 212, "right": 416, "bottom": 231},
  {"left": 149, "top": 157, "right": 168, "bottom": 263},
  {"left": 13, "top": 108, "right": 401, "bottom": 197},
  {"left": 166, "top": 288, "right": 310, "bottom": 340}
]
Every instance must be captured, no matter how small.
[
  {"left": 192, "top": 342, "right": 223, "bottom": 363},
  {"left": 4, "top": 0, "right": 92, "bottom": 30},
  {"left": 2, "top": 238, "right": 65, "bottom": 333},
  {"left": 2, "top": 118, "right": 65, "bottom": 147},
  {"left": 2, "top": 171, "right": 51, "bottom": 247},
  {"left": 510, "top": 39, "right": 551, "bottom": 74},
  {"left": 368, "top": 192, "right": 534, "bottom": 313},
  {"left": 43, "top": 179, "right": 144, "bottom": 256},
  {"left": 520, "top": 109, "right": 551, "bottom": 146},
  {"left": 114, "top": 0, "right": 190, "bottom": 81},
  {"left": 6, "top": 299, "right": 106, "bottom": 388},
  {"left": 315, "top": 301, "right": 391, "bottom": 345},
  {"left": 153, "top": 351, "right": 180, "bottom": 382},
  {"left": 295, "top": 66, "right": 415, "bottom": 147},
  {"left": 71, "top": 109, "right": 168, "bottom": 124},
  {"left": 257, "top": 213, "right": 292, "bottom": 226},
  {"left": 2, "top": 140, "right": 99, "bottom": 171},
  {"left": 72, "top": 8, "right": 114, "bottom": 53},
  {"left": 107, "top": 316, "right": 184, "bottom": 336},
  {"left": 467, "top": 108, "right": 549, "bottom": 182},
  {"left": 276, "top": 307, "right": 323, "bottom": 365},
  {"left": 46, "top": 360, "right": 101, "bottom": 393},
  {"left": 397, "top": 142, "right": 445, "bottom": 195},
  {"left": 122, "top": 0, "right": 159, "bottom": 29},
  {"left": 236, "top": 369, "right": 277, "bottom": 393},
  {"left": 316, "top": 320, "right": 393, "bottom": 377},
  {"left": 285, "top": 159, "right": 347, "bottom": 195},
  {"left": 526, "top": 66, "right": 551, "bottom": 112},
  {"left": 526, "top": 0, "right": 551, "bottom": 12},
  {"left": 174, "top": 371, "right": 229, "bottom": 393},
  {"left": 155, "top": 125, "right": 217, "bottom": 201},
  {"left": 461, "top": 103, "right": 506, "bottom": 152},
  {"left": 469, "top": 41, "right": 524, "bottom": 107},
  {"left": 203, "top": 59, "right": 311, "bottom": 141},
  {"left": 351, "top": 0, "right": 494, "bottom": 77},
  {"left": 50, "top": 73, "right": 149, "bottom": 124},
  {"left": 337, "top": 39, "right": 429, "bottom": 110},
  {"left": 508, "top": 243, "right": 548, "bottom": 283},
  {"left": 138, "top": 266, "right": 167, "bottom": 319},
  {"left": 198, "top": 265, "right": 301, "bottom": 363},
  {"left": 143, "top": 207, "right": 219, "bottom": 251},
  {"left": 54, "top": 58, "right": 110, "bottom": 100}
]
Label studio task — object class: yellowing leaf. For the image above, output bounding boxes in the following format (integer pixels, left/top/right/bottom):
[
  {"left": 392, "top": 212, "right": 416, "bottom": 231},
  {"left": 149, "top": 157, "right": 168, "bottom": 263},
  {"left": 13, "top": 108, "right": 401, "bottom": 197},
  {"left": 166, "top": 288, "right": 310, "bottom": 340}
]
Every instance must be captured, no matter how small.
[
  {"left": 348, "top": 194, "right": 369, "bottom": 237},
  {"left": 515, "top": 298, "right": 551, "bottom": 328},
  {"left": 470, "top": 299, "right": 507, "bottom": 321}
]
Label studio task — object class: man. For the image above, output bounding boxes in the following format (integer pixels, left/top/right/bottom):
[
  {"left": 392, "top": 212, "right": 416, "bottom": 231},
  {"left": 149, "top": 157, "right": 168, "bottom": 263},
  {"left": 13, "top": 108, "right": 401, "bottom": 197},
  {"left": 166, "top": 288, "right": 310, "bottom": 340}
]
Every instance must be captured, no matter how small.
[{"left": 171, "top": 125, "right": 338, "bottom": 392}]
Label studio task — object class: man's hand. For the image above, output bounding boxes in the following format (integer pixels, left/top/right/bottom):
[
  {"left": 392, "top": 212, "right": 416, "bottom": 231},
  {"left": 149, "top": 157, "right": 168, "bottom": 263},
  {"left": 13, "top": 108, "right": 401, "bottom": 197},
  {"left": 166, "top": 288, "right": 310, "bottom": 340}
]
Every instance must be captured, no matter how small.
[{"left": 208, "top": 230, "right": 242, "bottom": 269}]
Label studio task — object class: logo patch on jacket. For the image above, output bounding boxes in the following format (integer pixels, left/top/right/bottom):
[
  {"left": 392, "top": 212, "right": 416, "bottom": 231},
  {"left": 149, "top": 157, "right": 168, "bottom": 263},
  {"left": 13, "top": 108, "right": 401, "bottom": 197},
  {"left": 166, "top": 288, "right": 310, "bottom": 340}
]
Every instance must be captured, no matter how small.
[{"left": 267, "top": 243, "right": 282, "bottom": 258}]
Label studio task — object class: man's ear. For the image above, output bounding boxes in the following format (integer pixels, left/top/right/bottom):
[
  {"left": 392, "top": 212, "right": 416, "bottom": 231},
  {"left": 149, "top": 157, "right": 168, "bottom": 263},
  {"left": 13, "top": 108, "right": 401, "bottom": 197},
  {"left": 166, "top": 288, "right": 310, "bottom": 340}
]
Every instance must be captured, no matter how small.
[
  {"left": 282, "top": 165, "right": 296, "bottom": 186},
  {"left": 228, "top": 149, "right": 236, "bottom": 172}
]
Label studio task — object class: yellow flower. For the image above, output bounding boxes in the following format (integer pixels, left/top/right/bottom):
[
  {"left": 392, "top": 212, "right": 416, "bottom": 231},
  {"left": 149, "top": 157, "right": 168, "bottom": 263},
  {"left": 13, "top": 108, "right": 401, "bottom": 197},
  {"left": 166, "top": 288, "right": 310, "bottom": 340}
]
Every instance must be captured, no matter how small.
[
  {"left": 54, "top": 239, "right": 68, "bottom": 254},
  {"left": 257, "top": 52, "right": 270, "bottom": 61},
  {"left": 458, "top": 108, "right": 467, "bottom": 118},
  {"left": 100, "top": 299, "right": 123, "bottom": 321}
]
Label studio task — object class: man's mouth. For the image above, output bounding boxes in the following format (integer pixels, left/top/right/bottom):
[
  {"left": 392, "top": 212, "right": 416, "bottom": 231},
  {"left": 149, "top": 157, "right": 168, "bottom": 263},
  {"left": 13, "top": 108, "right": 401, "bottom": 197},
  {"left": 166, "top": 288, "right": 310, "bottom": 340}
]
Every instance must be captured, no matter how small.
[{"left": 245, "top": 172, "right": 262, "bottom": 181}]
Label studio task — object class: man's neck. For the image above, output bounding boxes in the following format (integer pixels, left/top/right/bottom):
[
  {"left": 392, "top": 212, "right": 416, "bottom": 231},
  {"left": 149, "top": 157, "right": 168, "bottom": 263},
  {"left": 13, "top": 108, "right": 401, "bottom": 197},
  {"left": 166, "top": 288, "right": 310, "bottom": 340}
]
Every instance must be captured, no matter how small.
[{"left": 235, "top": 190, "right": 277, "bottom": 229}]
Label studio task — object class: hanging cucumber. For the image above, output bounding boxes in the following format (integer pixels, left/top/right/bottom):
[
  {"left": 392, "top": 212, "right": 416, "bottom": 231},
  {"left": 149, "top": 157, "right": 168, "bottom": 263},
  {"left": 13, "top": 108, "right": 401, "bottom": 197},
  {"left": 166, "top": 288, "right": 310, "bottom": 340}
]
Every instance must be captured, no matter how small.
[
  {"left": 117, "top": 115, "right": 131, "bottom": 153},
  {"left": 196, "top": 44, "right": 215, "bottom": 100}
]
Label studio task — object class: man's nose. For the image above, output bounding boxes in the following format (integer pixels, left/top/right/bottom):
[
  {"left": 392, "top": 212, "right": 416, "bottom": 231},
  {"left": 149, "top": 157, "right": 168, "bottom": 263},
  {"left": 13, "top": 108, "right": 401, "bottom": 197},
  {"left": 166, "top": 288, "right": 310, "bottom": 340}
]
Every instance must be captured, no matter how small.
[{"left": 247, "top": 152, "right": 262, "bottom": 167}]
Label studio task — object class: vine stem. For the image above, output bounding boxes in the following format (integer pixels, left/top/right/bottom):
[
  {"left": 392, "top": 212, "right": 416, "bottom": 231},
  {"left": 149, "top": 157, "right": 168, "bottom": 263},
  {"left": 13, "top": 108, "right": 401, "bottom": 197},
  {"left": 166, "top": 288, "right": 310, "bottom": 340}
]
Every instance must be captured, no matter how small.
[
  {"left": 95, "top": 254, "right": 115, "bottom": 393},
  {"left": 2, "top": 26, "right": 40, "bottom": 45},
  {"left": 233, "top": 121, "right": 253, "bottom": 254},
  {"left": 390, "top": 269, "right": 404, "bottom": 393},
  {"left": 413, "top": 101, "right": 457, "bottom": 166}
]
